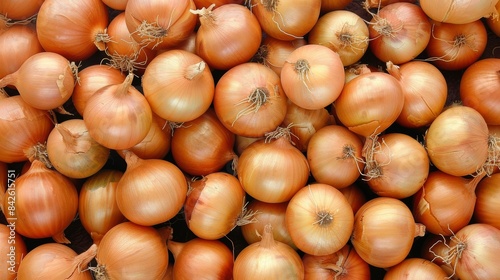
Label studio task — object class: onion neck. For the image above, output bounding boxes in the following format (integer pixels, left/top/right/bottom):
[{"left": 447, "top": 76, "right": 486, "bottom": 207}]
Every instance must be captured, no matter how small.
[
  {"left": 0, "top": 71, "right": 18, "bottom": 88},
  {"left": 259, "top": 224, "right": 276, "bottom": 249},
  {"left": 73, "top": 244, "right": 98, "bottom": 271},
  {"left": 414, "top": 223, "right": 426, "bottom": 237},
  {"left": 115, "top": 73, "right": 134, "bottom": 97},
  {"left": 386, "top": 61, "right": 402, "bottom": 81},
  {"left": 191, "top": 4, "right": 217, "bottom": 28},
  {"left": 185, "top": 61, "right": 206, "bottom": 80},
  {"left": 24, "top": 143, "right": 53, "bottom": 169},
  {"left": 123, "top": 150, "right": 142, "bottom": 169},
  {"left": 52, "top": 231, "right": 71, "bottom": 244},
  {"left": 167, "top": 240, "right": 185, "bottom": 260},
  {"left": 56, "top": 124, "right": 90, "bottom": 154},
  {"left": 465, "top": 171, "right": 487, "bottom": 194}
]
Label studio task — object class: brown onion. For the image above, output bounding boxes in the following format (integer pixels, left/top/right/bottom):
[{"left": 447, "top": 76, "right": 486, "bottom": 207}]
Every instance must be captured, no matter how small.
[
  {"left": 0, "top": 223, "right": 27, "bottom": 280},
  {"left": 383, "top": 258, "right": 448, "bottom": 279},
  {"left": 474, "top": 172, "right": 500, "bottom": 229}
]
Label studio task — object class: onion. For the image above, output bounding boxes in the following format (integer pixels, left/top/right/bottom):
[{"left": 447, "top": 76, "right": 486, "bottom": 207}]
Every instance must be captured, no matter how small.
[
  {"left": 302, "top": 244, "right": 371, "bottom": 280},
  {"left": 364, "top": 0, "right": 416, "bottom": 8},
  {"left": 383, "top": 258, "right": 448, "bottom": 279},
  {"left": 425, "top": 105, "right": 489, "bottom": 176},
  {"left": 191, "top": 4, "right": 262, "bottom": 70},
  {"left": 420, "top": 234, "right": 457, "bottom": 278},
  {"left": 36, "top": 0, "right": 109, "bottom": 61},
  {"left": 307, "top": 125, "right": 364, "bottom": 189},
  {"left": 252, "top": 36, "right": 307, "bottom": 76},
  {"left": 351, "top": 197, "right": 426, "bottom": 268},
  {"left": 308, "top": 10, "right": 369, "bottom": 66},
  {"left": 286, "top": 183, "right": 354, "bottom": 256},
  {"left": 473, "top": 173, "right": 500, "bottom": 229},
  {"left": 460, "top": 58, "right": 500, "bottom": 125},
  {"left": 78, "top": 169, "right": 125, "bottom": 245},
  {"left": 93, "top": 222, "right": 170, "bottom": 280},
  {"left": 241, "top": 200, "right": 297, "bottom": 250},
  {"left": 143, "top": 49, "right": 214, "bottom": 123},
  {"left": 72, "top": 65, "right": 126, "bottom": 116},
  {"left": 125, "top": 0, "right": 197, "bottom": 50},
  {"left": 0, "top": 0, "right": 44, "bottom": 20},
  {"left": 281, "top": 44, "right": 345, "bottom": 110},
  {"left": 0, "top": 224, "right": 27, "bottom": 280},
  {"left": 101, "top": 0, "right": 128, "bottom": 10},
  {"left": 425, "top": 19, "right": 488, "bottom": 71},
  {"left": 46, "top": 119, "right": 110, "bottom": 179},
  {"left": 237, "top": 127, "right": 310, "bottom": 203},
  {"left": 168, "top": 238, "right": 234, "bottom": 280},
  {"left": 486, "top": 1, "right": 500, "bottom": 36},
  {"left": 429, "top": 223, "right": 500, "bottom": 279},
  {"left": 2, "top": 160, "right": 78, "bottom": 243},
  {"left": 365, "top": 133, "right": 429, "bottom": 199},
  {"left": 250, "top": 0, "right": 321, "bottom": 41},
  {"left": 320, "top": 0, "right": 353, "bottom": 13},
  {"left": 419, "top": 0, "right": 499, "bottom": 24},
  {"left": 170, "top": 108, "right": 236, "bottom": 176},
  {"left": 17, "top": 243, "right": 97, "bottom": 280},
  {"left": 0, "top": 23, "right": 43, "bottom": 80},
  {"left": 193, "top": 0, "right": 244, "bottom": 9},
  {"left": 0, "top": 95, "right": 54, "bottom": 163},
  {"left": 214, "top": 62, "right": 288, "bottom": 137},
  {"left": 184, "top": 172, "right": 251, "bottom": 240},
  {"left": 116, "top": 151, "right": 187, "bottom": 226},
  {"left": 233, "top": 224, "right": 304, "bottom": 279},
  {"left": 338, "top": 183, "right": 367, "bottom": 215},
  {"left": 386, "top": 60, "right": 448, "bottom": 128},
  {"left": 83, "top": 73, "right": 153, "bottom": 150},
  {"left": 0, "top": 51, "right": 75, "bottom": 110},
  {"left": 367, "top": 2, "right": 432, "bottom": 64}
]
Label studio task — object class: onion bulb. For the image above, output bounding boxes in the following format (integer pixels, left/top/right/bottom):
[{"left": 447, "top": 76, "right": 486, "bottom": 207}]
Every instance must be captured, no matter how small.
[
  {"left": 252, "top": 36, "right": 307, "bottom": 76},
  {"left": 474, "top": 173, "right": 500, "bottom": 229},
  {"left": 17, "top": 243, "right": 97, "bottom": 280},
  {"left": 351, "top": 197, "right": 426, "bottom": 268},
  {"left": 383, "top": 258, "right": 448, "bottom": 279},
  {"left": 419, "top": 0, "right": 499, "bottom": 24},
  {"left": 0, "top": 0, "right": 44, "bottom": 20},
  {"left": 0, "top": 224, "right": 27, "bottom": 280},
  {"left": 233, "top": 224, "right": 304, "bottom": 280}
]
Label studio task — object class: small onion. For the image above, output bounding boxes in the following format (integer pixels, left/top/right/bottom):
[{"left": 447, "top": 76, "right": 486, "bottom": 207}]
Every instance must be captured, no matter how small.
[
  {"left": 0, "top": 224, "right": 27, "bottom": 280},
  {"left": 233, "top": 224, "right": 304, "bottom": 280},
  {"left": 383, "top": 258, "right": 448, "bottom": 280}
]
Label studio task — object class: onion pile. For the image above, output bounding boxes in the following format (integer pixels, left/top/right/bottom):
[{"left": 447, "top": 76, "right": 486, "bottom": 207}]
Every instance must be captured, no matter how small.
[{"left": 0, "top": 0, "right": 499, "bottom": 279}]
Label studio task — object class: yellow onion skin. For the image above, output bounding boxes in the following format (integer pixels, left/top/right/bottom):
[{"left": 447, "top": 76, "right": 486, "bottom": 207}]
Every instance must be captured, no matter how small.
[
  {"left": 419, "top": 0, "right": 499, "bottom": 24},
  {"left": 3, "top": 160, "right": 78, "bottom": 243},
  {"left": 0, "top": 224, "right": 27, "bottom": 280},
  {"left": 383, "top": 258, "right": 448, "bottom": 280},
  {"left": 474, "top": 173, "right": 500, "bottom": 229}
]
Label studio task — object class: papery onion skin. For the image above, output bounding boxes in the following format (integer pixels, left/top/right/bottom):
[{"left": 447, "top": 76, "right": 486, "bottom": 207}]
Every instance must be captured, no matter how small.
[
  {"left": 0, "top": 0, "right": 44, "bottom": 20},
  {"left": 143, "top": 49, "right": 214, "bottom": 123},
  {"left": 95, "top": 222, "right": 169, "bottom": 280},
  {"left": 383, "top": 258, "right": 448, "bottom": 280},
  {"left": 0, "top": 95, "right": 54, "bottom": 163},
  {"left": 425, "top": 105, "right": 489, "bottom": 177},
  {"left": 419, "top": 0, "right": 499, "bottom": 24},
  {"left": 0, "top": 224, "right": 27, "bottom": 280},
  {"left": 3, "top": 160, "right": 78, "bottom": 243},
  {"left": 473, "top": 173, "right": 500, "bottom": 229},
  {"left": 36, "top": 0, "right": 109, "bottom": 61},
  {"left": 78, "top": 169, "right": 125, "bottom": 245},
  {"left": 351, "top": 197, "right": 426, "bottom": 268},
  {"left": 460, "top": 58, "right": 500, "bottom": 125},
  {"left": 184, "top": 172, "right": 246, "bottom": 240},
  {"left": 237, "top": 136, "right": 310, "bottom": 203},
  {"left": 286, "top": 183, "right": 354, "bottom": 256}
]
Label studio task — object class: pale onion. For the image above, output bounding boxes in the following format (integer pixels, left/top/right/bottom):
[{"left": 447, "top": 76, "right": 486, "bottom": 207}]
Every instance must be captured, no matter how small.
[
  {"left": 419, "top": 0, "right": 499, "bottom": 24},
  {"left": 0, "top": 23, "right": 43, "bottom": 80},
  {"left": 125, "top": 0, "right": 197, "bottom": 50},
  {"left": 233, "top": 224, "right": 304, "bottom": 280},
  {"left": 240, "top": 200, "right": 297, "bottom": 250},
  {"left": 430, "top": 223, "right": 500, "bottom": 279},
  {"left": 184, "top": 172, "right": 250, "bottom": 240},
  {"left": 143, "top": 49, "right": 214, "bottom": 123},
  {"left": 339, "top": 183, "right": 367, "bottom": 215},
  {"left": 474, "top": 173, "right": 500, "bottom": 229},
  {"left": 72, "top": 65, "right": 126, "bottom": 116},
  {"left": 250, "top": 0, "right": 321, "bottom": 41},
  {"left": 425, "top": 20, "right": 488, "bottom": 71},
  {"left": 0, "top": 51, "right": 75, "bottom": 110},
  {"left": 308, "top": 10, "right": 369, "bottom": 66},
  {"left": 0, "top": 224, "right": 27, "bottom": 280},
  {"left": 36, "top": 0, "right": 109, "bottom": 60},
  {"left": 307, "top": 125, "right": 364, "bottom": 189},
  {"left": 412, "top": 170, "right": 484, "bottom": 236},
  {"left": 351, "top": 197, "right": 426, "bottom": 268},
  {"left": 281, "top": 44, "right": 345, "bottom": 110},
  {"left": 383, "top": 258, "right": 448, "bottom": 280},
  {"left": 93, "top": 222, "right": 170, "bottom": 280},
  {"left": 213, "top": 62, "right": 288, "bottom": 137},
  {"left": 286, "top": 183, "right": 354, "bottom": 256},
  {"left": 0, "top": 95, "right": 53, "bottom": 163},
  {"left": 2, "top": 160, "right": 78, "bottom": 243},
  {"left": 386, "top": 60, "right": 448, "bottom": 128},
  {"left": 365, "top": 133, "right": 429, "bottom": 199},
  {"left": 170, "top": 108, "right": 237, "bottom": 176},
  {"left": 425, "top": 105, "right": 489, "bottom": 176},
  {"left": 168, "top": 238, "right": 234, "bottom": 280},
  {"left": 237, "top": 127, "right": 310, "bottom": 203},
  {"left": 17, "top": 243, "right": 96, "bottom": 280},
  {"left": 116, "top": 151, "right": 187, "bottom": 226},
  {"left": 367, "top": 2, "right": 432, "bottom": 64},
  {"left": 83, "top": 73, "right": 153, "bottom": 150},
  {"left": 460, "top": 58, "right": 500, "bottom": 125},
  {"left": 252, "top": 36, "right": 307, "bottom": 76},
  {"left": 0, "top": 0, "right": 44, "bottom": 20},
  {"left": 78, "top": 169, "right": 125, "bottom": 245},
  {"left": 302, "top": 244, "right": 371, "bottom": 280},
  {"left": 46, "top": 119, "right": 110, "bottom": 179}
]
